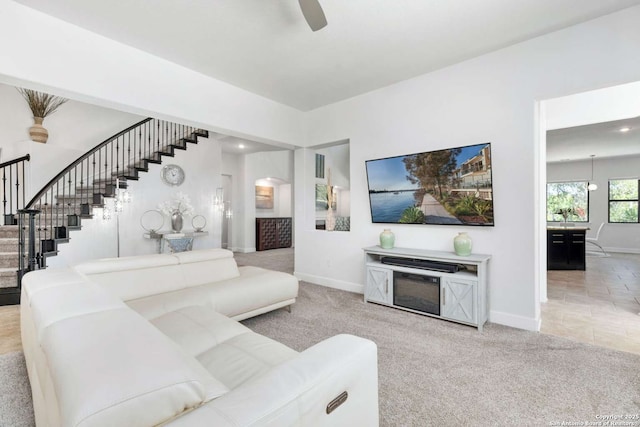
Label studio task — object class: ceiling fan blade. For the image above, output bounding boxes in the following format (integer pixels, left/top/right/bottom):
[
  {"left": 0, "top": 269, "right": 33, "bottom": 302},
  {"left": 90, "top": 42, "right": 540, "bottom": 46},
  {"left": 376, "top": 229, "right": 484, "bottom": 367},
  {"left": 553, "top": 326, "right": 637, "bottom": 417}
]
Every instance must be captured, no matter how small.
[{"left": 298, "top": 0, "right": 327, "bottom": 31}]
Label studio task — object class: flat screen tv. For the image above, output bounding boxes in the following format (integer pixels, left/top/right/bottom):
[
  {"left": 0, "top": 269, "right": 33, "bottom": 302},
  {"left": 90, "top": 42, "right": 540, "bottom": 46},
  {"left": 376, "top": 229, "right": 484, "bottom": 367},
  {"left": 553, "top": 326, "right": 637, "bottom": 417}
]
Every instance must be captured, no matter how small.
[{"left": 365, "top": 143, "right": 494, "bottom": 226}]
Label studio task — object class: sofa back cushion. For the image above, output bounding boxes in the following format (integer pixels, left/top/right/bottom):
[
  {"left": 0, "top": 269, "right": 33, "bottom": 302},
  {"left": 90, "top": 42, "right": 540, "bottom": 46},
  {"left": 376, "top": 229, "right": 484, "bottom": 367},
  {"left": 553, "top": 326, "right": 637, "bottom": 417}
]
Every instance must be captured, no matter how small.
[
  {"left": 74, "top": 254, "right": 184, "bottom": 301},
  {"left": 23, "top": 272, "right": 230, "bottom": 427},
  {"left": 173, "top": 249, "right": 240, "bottom": 288}
]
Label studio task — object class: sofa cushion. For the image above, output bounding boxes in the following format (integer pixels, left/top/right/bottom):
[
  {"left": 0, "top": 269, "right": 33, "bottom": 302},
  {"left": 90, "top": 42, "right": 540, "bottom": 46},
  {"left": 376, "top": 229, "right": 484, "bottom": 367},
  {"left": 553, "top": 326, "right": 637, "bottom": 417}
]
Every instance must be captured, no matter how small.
[
  {"left": 41, "top": 306, "right": 229, "bottom": 427},
  {"left": 172, "top": 248, "right": 241, "bottom": 288},
  {"left": 151, "top": 306, "right": 298, "bottom": 390},
  {"left": 22, "top": 268, "right": 89, "bottom": 301},
  {"left": 197, "top": 332, "right": 299, "bottom": 390},
  {"left": 74, "top": 254, "right": 184, "bottom": 301},
  {"left": 126, "top": 265, "right": 297, "bottom": 321},
  {"left": 150, "top": 305, "right": 250, "bottom": 357},
  {"left": 28, "top": 280, "right": 125, "bottom": 341},
  {"left": 204, "top": 266, "right": 298, "bottom": 318}
]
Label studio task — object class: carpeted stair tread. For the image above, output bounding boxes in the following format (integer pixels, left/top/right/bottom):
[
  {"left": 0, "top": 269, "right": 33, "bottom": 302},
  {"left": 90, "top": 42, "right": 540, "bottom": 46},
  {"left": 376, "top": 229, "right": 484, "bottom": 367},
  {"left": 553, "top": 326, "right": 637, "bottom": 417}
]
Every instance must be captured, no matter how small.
[
  {"left": 0, "top": 239, "right": 19, "bottom": 253},
  {"left": 0, "top": 268, "right": 17, "bottom": 288},
  {"left": 0, "top": 253, "right": 20, "bottom": 270},
  {"left": 0, "top": 227, "right": 20, "bottom": 239}
]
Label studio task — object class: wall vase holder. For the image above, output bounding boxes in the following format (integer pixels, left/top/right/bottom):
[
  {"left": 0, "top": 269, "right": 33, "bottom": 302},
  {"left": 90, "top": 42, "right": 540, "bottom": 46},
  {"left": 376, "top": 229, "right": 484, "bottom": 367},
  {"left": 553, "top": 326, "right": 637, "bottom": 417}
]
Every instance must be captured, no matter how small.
[{"left": 29, "top": 117, "right": 48, "bottom": 143}]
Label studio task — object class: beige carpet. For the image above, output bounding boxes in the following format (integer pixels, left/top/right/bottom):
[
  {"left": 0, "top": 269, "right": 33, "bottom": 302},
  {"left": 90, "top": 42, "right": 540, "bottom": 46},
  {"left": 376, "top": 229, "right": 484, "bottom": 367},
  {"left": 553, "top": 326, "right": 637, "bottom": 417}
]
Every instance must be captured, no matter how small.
[
  {"left": 2, "top": 249, "right": 638, "bottom": 426},
  {"left": 0, "top": 351, "right": 34, "bottom": 427},
  {"left": 239, "top": 248, "right": 640, "bottom": 426}
]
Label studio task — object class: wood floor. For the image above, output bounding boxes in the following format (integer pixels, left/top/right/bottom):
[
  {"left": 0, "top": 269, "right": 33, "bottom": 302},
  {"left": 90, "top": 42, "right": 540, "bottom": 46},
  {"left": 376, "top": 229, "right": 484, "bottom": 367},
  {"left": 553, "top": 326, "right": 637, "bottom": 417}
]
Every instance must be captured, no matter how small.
[
  {"left": 0, "top": 305, "right": 21, "bottom": 355},
  {"left": 542, "top": 252, "right": 640, "bottom": 355}
]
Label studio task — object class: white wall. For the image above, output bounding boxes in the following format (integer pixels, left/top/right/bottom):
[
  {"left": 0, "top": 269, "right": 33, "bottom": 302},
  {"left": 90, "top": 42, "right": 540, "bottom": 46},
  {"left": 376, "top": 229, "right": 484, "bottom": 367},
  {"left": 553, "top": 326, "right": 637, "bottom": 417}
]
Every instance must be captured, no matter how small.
[
  {"left": 5, "top": 0, "right": 640, "bottom": 332},
  {"left": 0, "top": 83, "right": 143, "bottom": 200},
  {"left": 279, "top": 184, "right": 292, "bottom": 218},
  {"left": 316, "top": 144, "right": 350, "bottom": 188},
  {"left": 222, "top": 150, "right": 294, "bottom": 252},
  {"left": 0, "top": 0, "right": 304, "bottom": 148},
  {"left": 296, "top": 6, "right": 640, "bottom": 331},
  {"left": 48, "top": 134, "right": 222, "bottom": 267},
  {"left": 546, "top": 80, "right": 640, "bottom": 130},
  {"left": 547, "top": 156, "right": 640, "bottom": 253},
  {"left": 221, "top": 152, "right": 244, "bottom": 252}
]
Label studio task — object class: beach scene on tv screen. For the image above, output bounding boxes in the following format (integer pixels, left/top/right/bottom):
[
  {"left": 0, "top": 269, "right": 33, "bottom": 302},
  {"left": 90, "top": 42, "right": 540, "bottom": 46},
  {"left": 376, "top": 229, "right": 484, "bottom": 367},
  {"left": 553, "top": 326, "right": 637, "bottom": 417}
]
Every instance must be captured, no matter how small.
[{"left": 366, "top": 143, "right": 494, "bottom": 225}]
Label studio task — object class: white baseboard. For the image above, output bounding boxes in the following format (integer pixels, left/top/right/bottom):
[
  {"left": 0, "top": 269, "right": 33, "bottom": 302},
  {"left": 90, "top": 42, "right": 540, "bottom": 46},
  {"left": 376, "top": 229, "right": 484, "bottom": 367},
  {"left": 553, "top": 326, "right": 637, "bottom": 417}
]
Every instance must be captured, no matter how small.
[
  {"left": 232, "top": 247, "right": 256, "bottom": 253},
  {"left": 490, "top": 310, "right": 540, "bottom": 332},
  {"left": 294, "top": 272, "right": 364, "bottom": 294},
  {"left": 604, "top": 246, "right": 640, "bottom": 254}
]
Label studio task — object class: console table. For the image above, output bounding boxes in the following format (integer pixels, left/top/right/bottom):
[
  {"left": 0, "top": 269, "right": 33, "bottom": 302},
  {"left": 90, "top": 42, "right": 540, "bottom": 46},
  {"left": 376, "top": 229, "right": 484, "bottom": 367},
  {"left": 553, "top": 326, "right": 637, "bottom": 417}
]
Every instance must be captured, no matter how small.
[
  {"left": 363, "top": 246, "right": 491, "bottom": 331},
  {"left": 547, "top": 227, "right": 587, "bottom": 270},
  {"left": 256, "top": 217, "right": 292, "bottom": 251},
  {"left": 143, "top": 230, "right": 209, "bottom": 253}
]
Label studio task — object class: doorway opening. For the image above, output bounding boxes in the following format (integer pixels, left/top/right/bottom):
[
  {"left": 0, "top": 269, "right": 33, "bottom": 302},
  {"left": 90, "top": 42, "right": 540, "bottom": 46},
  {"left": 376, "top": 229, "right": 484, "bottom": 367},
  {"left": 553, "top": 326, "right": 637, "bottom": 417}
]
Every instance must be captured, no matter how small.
[{"left": 538, "top": 81, "right": 640, "bottom": 355}]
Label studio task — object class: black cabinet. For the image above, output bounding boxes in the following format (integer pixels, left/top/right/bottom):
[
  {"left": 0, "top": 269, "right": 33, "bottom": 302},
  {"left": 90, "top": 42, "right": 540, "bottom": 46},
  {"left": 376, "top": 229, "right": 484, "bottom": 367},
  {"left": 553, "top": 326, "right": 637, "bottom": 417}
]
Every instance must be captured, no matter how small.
[
  {"left": 256, "top": 217, "right": 292, "bottom": 251},
  {"left": 547, "top": 229, "right": 586, "bottom": 270}
]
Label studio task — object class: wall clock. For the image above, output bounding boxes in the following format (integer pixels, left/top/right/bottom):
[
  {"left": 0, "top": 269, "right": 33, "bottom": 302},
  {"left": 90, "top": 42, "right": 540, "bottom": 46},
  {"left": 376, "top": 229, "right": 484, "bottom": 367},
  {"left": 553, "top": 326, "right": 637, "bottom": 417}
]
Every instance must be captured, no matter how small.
[{"left": 161, "top": 164, "right": 185, "bottom": 187}]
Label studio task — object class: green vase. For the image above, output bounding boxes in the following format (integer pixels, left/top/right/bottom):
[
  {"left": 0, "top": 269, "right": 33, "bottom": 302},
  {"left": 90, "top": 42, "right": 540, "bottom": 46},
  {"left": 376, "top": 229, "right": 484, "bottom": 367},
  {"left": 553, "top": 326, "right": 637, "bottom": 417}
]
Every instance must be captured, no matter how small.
[
  {"left": 453, "top": 232, "right": 472, "bottom": 256},
  {"left": 379, "top": 229, "right": 395, "bottom": 249}
]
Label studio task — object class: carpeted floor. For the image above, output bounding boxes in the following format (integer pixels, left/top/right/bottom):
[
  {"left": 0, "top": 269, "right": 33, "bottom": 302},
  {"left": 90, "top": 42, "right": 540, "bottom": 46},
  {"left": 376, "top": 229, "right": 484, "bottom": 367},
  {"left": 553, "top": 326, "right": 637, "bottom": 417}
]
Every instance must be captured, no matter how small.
[
  {"left": 2, "top": 248, "right": 639, "bottom": 426},
  {"left": 239, "top": 248, "right": 640, "bottom": 426},
  {"left": 0, "top": 351, "right": 34, "bottom": 427},
  {"left": 243, "top": 282, "right": 640, "bottom": 426}
]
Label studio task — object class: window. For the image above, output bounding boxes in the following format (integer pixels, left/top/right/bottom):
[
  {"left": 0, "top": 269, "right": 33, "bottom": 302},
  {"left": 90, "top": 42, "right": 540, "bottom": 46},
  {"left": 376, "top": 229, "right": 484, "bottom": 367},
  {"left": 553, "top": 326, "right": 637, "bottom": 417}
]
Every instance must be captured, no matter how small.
[
  {"left": 546, "top": 182, "right": 589, "bottom": 222},
  {"left": 315, "top": 153, "right": 325, "bottom": 179},
  {"left": 608, "top": 179, "right": 639, "bottom": 223}
]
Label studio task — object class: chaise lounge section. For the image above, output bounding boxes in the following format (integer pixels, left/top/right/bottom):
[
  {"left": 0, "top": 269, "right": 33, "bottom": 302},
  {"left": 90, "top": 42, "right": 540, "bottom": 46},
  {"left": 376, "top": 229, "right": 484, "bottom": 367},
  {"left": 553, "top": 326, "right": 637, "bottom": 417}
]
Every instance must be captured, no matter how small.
[{"left": 21, "top": 249, "right": 379, "bottom": 426}]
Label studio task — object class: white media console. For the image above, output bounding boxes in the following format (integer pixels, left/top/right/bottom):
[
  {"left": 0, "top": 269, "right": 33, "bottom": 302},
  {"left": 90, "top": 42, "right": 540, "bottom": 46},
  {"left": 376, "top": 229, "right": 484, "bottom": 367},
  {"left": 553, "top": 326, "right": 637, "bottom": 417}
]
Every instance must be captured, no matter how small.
[{"left": 363, "top": 246, "right": 491, "bottom": 331}]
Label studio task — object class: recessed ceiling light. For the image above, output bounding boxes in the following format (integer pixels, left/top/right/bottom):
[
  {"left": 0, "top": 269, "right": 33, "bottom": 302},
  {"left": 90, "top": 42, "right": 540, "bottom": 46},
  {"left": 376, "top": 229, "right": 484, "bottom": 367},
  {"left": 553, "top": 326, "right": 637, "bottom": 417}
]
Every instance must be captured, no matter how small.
[
  {"left": 619, "top": 127, "right": 631, "bottom": 133},
  {"left": 238, "top": 143, "right": 245, "bottom": 149}
]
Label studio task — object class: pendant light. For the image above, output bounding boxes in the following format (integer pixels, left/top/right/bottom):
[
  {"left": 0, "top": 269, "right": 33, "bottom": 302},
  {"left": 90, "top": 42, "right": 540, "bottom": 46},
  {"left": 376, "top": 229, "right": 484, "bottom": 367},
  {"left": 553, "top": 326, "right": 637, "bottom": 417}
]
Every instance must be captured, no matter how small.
[{"left": 588, "top": 155, "right": 598, "bottom": 191}]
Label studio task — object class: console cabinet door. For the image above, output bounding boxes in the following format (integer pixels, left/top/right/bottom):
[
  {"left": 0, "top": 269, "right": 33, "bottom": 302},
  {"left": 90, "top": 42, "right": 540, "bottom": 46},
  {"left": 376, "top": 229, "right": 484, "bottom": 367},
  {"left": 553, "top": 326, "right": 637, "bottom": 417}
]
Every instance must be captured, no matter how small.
[
  {"left": 276, "top": 218, "right": 292, "bottom": 248},
  {"left": 547, "top": 231, "right": 567, "bottom": 270},
  {"left": 365, "top": 267, "right": 393, "bottom": 305},
  {"left": 441, "top": 277, "right": 477, "bottom": 325},
  {"left": 256, "top": 218, "right": 292, "bottom": 251},
  {"left": 546, "top": 230, "right": 586, "bottom": 270},
  {"left": 567, "top": 231, "right": 585, "bottom": 270}
]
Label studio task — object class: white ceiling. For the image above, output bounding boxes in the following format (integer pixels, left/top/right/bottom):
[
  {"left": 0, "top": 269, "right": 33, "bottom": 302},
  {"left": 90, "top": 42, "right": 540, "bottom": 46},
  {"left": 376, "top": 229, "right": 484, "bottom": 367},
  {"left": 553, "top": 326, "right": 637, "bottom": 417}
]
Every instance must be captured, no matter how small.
[
  {"left": 15, "top": 0, "right": 640, "bottom": 111},
  {"left": 208, "top": 132, "right": 288, "bottom": 155},
  {"left": 546, "top": 116, "right": 640, "bottom": 163}
]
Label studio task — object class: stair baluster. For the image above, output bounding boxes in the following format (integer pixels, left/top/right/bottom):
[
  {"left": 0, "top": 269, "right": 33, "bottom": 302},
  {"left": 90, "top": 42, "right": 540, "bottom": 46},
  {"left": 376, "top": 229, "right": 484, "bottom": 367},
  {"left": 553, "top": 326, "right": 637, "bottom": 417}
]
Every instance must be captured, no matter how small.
[
  {"left": 0, "top": 155, "right": 30, "bottom": 226},
  {"left": 16, "top": 118, "right": 207, "bottom": 287}
]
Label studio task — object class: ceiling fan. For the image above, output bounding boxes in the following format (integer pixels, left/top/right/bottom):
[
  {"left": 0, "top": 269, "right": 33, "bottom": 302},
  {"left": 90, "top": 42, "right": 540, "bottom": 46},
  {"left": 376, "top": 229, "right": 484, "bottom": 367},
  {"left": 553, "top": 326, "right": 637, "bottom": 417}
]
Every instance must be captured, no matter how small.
[{"left": 298, "top": 0, "right": 327, "bottom": 31}]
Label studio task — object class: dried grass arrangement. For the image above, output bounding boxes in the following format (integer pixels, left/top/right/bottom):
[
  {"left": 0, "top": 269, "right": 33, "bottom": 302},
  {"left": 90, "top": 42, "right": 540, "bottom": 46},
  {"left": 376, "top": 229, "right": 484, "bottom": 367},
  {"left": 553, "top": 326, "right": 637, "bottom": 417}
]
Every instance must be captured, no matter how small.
[
  {"left": 17, "top": 88, "right": 68, "bottom": 143},
  {"left": 17, "top": 88, "right": 67, "bottom": 118}
]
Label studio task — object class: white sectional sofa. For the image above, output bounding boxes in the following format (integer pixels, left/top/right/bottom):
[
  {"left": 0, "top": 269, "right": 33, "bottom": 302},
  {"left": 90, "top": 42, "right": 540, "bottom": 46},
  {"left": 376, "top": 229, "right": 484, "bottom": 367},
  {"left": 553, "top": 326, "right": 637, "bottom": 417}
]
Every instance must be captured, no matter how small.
[{"left": 20, "top": 249, "right": 379, "bottom": 427}]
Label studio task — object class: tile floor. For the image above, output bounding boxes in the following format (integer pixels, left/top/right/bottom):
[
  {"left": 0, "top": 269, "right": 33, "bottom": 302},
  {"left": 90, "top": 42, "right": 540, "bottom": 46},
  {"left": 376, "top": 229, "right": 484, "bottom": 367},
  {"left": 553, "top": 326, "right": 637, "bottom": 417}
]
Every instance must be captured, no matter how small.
[{"left": 542, "top": 252, "right": 640, "bottom": 355}]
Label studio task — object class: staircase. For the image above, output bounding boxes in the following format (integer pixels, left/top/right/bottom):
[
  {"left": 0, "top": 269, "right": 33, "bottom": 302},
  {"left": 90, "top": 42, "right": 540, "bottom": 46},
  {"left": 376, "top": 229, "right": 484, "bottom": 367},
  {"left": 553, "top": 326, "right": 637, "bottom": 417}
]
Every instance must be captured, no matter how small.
[
  {"left": 0, "top": 118, "right": 208, "bottom": 305},
  {"left": 0, "top": 226, "right": 19, "bottom": 304}
]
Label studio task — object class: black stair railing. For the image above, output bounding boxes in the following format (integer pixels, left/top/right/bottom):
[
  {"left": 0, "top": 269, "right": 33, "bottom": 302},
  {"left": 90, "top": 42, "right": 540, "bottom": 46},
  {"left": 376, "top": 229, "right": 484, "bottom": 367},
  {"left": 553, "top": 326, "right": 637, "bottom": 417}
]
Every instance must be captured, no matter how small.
[
  {"left": 0, "top": 154, "right": 30, "bottom": 225},
  {"left": 19, "top": 118, "right": 204, "bottom": 274}
]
